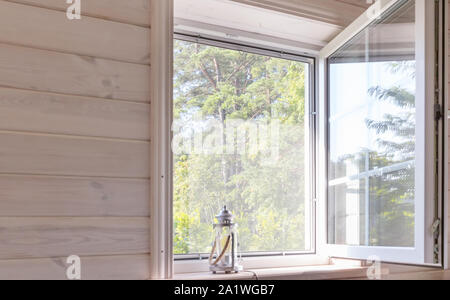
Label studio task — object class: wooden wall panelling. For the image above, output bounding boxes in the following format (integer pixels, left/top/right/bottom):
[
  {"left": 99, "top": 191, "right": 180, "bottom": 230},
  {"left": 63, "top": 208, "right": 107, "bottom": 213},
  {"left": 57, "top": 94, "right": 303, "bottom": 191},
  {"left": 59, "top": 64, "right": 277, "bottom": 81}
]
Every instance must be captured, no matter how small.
[
  {"left": 231, "top": 0, "right": 370, "bottom": 27},
  {"left": 4, "top": 0, "right": 151, "bottom": 27},
  {"left": 0, "top": 132, "right": 150, "bottom": 178},
  {"left": 0, "top": 217, "right": 150, "bottom": 259},
  {"left": 0, "top": 0, "right": 153, "bottom": 281},
  {"left": 0, "top": 87, "right": 150, "bottom": 140},
  {"left": 0, "top": 175, "right": 150, "bottom": 217},
  {"left": 0, "top": 255, "right": 150, "bottom": 280},
  {"left": 0, "top": 1, "right": 150, "bottom": 64},
  {"left": 0, "top": 43, "right": 150, "bottom": 103}
]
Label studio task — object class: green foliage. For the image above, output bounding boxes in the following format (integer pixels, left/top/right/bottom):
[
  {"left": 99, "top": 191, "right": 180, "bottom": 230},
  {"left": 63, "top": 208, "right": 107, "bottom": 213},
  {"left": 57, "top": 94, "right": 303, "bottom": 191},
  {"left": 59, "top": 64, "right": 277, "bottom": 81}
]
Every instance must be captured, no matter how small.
[
  {"left": 174, "top": 40, "right": 416, "bottom": 254},
  {"left": 174, "top": 37, "right": 415, "bottom": 254},
  {"left": 173, "top": 40, "right": 308, "bottom": 254}
]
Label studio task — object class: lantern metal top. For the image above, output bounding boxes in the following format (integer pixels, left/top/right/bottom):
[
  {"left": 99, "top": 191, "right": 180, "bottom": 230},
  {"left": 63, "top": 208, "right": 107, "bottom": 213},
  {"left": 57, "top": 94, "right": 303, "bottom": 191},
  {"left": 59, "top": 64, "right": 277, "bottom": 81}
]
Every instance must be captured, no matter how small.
[{"left": 216, "top": 206, "right": 233, "bottom": 225}]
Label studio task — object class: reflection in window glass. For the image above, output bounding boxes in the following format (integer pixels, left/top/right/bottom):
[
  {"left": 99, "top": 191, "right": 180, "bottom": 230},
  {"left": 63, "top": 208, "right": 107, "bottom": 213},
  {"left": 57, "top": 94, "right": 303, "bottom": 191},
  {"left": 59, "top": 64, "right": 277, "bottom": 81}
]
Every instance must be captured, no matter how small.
[
  {"left": 173, "top": 40, "right": 312, "bottom": 255},
  {"left": 328, "top": 0, "right": 416, "bottom": 247}
]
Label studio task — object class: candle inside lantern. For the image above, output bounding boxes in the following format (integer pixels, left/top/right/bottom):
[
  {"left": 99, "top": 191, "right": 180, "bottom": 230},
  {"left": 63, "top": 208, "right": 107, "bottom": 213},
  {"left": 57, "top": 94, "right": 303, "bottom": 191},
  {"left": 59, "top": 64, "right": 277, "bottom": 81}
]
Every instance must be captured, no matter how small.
[{"left": 209, "top": 206, "right": 243, "bottom": 274}]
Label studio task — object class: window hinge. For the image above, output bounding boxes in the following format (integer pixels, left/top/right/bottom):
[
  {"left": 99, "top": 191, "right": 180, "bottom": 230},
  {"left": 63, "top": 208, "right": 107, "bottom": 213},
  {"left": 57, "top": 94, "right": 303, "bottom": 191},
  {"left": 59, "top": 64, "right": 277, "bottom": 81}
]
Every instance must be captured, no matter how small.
[
  {"left": 432, "top": 219, "right": 440, "bottom": 235},
  {"left": 434, "top": 104, "right": 443, "bottom": 121},
  {"left": 432, "top": 219, "right": 441, "bottom": 264}
]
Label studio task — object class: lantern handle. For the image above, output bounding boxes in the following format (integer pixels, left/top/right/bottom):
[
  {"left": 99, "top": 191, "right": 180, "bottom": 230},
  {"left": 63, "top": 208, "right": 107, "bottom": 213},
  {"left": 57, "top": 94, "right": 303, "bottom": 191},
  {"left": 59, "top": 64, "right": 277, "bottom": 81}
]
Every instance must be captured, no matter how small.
[{"left": 208, "top": 235, "right": 232, "bottom": 266}]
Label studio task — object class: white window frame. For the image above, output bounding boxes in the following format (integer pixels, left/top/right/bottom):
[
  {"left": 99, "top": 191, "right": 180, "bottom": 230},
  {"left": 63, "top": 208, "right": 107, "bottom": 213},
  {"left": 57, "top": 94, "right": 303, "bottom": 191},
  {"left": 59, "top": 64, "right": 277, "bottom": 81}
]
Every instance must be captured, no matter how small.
[
  {"left": 171, "top": 33, "right": 321, "bottom": 274},
  {"left": 317, "top": 0, "right": 445, "bottom": 266},
  {"left": 150, "top": 0, "right": 175, "bottom": 280},
  {"left": 150, "top": 0, "right": 448, "bottom": 279},
  {"left": 151, "top": 0, "right": 328, "bottom": 278}
]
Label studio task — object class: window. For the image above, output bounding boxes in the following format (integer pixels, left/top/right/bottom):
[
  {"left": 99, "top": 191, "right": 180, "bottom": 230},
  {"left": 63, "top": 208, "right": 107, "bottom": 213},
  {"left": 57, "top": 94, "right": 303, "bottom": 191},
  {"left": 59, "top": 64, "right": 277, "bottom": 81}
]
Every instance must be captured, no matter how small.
[
  {"left": 172, "top": 38, "right": 315, "bottom": 257},
  {"left": 165, "top": 0, "right": 445, "bottom": 273},
  {"left": 327, "top": 0, "right": 416, "bottom": 248},
  {"left": 320, "top": 0, "right": 444, "bottom": 265}
]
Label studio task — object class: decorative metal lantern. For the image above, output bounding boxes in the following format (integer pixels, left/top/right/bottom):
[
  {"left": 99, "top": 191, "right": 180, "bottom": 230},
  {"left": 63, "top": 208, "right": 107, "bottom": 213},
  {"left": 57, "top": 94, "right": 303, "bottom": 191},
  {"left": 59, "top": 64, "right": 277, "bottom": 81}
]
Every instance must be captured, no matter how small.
[{"left": 209, "top": 206, "right": 243, "bottom": 274}]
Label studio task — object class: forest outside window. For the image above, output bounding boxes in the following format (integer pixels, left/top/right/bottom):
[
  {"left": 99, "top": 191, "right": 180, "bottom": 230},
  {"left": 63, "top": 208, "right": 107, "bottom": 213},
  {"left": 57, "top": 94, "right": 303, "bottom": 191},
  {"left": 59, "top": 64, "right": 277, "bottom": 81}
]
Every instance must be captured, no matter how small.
[
  {"left": 167, "top": 0, "right": 444, "bottom": 272},
  {"left": 172, "top": 38, "right": 315, "bottom": 257}
]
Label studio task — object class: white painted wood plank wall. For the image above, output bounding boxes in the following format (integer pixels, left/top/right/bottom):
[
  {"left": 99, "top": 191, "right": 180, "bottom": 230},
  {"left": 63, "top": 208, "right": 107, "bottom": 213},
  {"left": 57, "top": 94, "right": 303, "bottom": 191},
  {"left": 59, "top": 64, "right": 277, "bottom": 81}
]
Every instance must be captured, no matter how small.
[{"left": 0, "top": 0, "right": 151, "bottom": 280}]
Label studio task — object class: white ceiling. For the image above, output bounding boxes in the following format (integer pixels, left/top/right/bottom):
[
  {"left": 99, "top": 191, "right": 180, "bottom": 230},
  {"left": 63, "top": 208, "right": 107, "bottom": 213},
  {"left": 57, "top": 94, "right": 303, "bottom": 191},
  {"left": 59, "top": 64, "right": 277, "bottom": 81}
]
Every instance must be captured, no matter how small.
[{"left": 174, "top": 0, "right": 373, "bottom": 55}]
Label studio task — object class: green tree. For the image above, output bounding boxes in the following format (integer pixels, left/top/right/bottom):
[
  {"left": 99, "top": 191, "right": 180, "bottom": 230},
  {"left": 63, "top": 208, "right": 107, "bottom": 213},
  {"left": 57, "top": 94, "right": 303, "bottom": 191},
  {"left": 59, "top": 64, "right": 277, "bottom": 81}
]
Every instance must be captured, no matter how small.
[
  {"left": 329, "top": 61, "right": 415, "bottom": 247},
  {"left": 365, "top": 62, "right": 416, "bottom": 247},
  {"left": 173, "top": 40, "right": 308, "bottom": 254}
]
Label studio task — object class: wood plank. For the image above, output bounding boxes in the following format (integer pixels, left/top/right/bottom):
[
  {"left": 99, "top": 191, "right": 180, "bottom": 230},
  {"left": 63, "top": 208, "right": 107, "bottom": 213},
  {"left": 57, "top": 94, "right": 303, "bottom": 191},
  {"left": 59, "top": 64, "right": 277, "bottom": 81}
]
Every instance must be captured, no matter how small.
[
  {"left": 0, "top": 175, "right": 149, "bottom": 217},
  {"left": 231, "top": 0, "right": 367, "bottom": 27},
  {"left": 0, "top": 43, "right": 150, "bottom": 103},
  {"left": 0, "top": 1, "right": 150, "bottom": 64},
  {"left": 4, "top": 0, "right": 151, "bottom": 27},
  {"left": 0, "top": 87, "right": 150, "bottom": 140},
  {"left": 176, "top": 0, "right": 339, "bottom": 50},
  {"left": 381, "top": 270, "right": 446, "bottom": 280},
  {"left": 334, "top": 0, "right": 371, "bottom": 9},
  {"left": 0, "top": 254, "right": 150, "bottom": 280},
  {"left": 0, "top": 132, "right": 150, "bottom": 178},
  {"left": 379, "top": 263, "right": 440, "bottom": 275},
  {"left": 0, "top": 217, "right": 150, "bottom": 259}
]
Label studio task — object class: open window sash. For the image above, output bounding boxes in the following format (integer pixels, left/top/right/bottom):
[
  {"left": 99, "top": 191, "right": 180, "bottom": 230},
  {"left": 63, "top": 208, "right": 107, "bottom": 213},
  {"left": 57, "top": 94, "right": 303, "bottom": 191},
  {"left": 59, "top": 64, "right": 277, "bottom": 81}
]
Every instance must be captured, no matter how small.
[{"left": 317, "top": 0, "right": 444, "bottom": 265}]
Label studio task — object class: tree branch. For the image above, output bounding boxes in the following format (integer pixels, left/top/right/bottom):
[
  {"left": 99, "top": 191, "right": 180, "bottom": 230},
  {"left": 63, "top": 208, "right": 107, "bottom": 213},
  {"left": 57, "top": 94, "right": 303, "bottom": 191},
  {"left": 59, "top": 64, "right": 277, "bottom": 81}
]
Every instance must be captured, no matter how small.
[
  {"left": 226, "top": 57, "right": 257, "bottom": 83},
  {"left": 199, "top": 62, "right": 217, "bottom": 90}
]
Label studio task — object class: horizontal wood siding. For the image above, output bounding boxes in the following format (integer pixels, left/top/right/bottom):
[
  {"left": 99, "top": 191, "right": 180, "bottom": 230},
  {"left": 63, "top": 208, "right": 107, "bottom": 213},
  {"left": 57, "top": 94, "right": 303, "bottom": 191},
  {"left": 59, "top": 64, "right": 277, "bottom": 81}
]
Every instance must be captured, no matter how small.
[
  {"left": 4, "top": 0, "right": 151, "bottom": 27},
  {"left": 0, "top": 43, "right": 150, "bottom": 103},
  {"left": 0, "top": 217, "right": 150, "bottom": 259},
  {"left": 0, "top": 175, "right": 149, "bottom": 217},
  {"left": 0, "top": 87, "right": 150, "bottom": 140},
  {"left": 0, "top": 255, "right": 150, "bottom": 280},
  {"left": 0, "top": 1, "right": 150, "bottom": 64},
  {"left": 0, "top": 0, "right": 151, "bottom": 279},
  {"left": 0, "top": 132, "right": 149, "bottom": 178}
]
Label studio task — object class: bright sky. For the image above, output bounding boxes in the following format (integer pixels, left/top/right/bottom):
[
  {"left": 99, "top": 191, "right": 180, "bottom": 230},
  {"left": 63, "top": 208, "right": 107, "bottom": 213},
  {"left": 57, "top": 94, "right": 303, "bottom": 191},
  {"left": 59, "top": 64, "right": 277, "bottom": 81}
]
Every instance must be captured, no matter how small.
[{"left": 329, "top": 60, "right": 415, "bottom": 162}]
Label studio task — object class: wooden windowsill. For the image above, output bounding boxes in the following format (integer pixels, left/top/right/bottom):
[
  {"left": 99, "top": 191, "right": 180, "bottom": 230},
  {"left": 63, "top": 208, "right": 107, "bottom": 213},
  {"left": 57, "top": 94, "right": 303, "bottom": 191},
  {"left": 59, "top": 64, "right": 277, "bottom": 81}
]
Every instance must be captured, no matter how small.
[
  {"left": 173, "top": 258, "right": 449, "bottom": 280},
  {"left": 173, "top": 264, "right": 370, "bottom": 281}
]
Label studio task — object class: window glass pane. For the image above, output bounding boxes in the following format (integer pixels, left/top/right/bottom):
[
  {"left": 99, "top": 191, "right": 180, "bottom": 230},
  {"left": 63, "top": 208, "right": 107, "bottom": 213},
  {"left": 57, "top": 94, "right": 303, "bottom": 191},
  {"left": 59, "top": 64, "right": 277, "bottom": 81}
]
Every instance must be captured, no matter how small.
[
  {"left": 173, "top": 40, "right": 312, "bottom": 255},
  {"left": 328, "top": 0, "right": 416, "bottom": 247}
]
